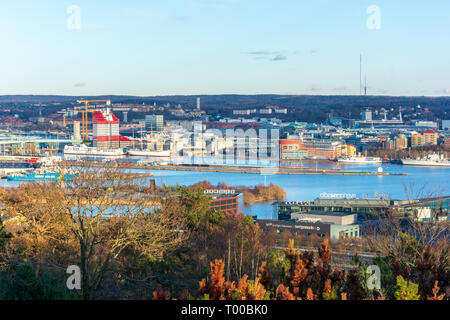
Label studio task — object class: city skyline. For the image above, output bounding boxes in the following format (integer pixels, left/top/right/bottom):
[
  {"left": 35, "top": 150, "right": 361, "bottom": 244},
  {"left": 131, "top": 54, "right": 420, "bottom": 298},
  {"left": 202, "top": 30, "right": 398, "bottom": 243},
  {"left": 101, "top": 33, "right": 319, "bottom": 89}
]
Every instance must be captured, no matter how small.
[{"left": 1, "top": 0, "right": 449, "bottom": 96}]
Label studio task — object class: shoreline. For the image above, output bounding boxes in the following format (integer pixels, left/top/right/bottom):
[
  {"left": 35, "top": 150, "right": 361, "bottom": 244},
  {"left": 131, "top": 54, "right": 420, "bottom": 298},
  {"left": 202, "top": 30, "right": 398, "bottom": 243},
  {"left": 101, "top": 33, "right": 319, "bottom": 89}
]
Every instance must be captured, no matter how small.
[{"left": 61, "top": 162, "right": 408, "bottom": 176}]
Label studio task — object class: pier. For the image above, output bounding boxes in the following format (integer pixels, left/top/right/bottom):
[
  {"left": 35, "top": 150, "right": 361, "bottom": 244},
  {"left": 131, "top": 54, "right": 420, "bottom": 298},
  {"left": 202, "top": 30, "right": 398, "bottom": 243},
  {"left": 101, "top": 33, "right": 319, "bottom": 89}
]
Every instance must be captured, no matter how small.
[{"left": 62, "top": 161, "right": 408, "bottom": 176}]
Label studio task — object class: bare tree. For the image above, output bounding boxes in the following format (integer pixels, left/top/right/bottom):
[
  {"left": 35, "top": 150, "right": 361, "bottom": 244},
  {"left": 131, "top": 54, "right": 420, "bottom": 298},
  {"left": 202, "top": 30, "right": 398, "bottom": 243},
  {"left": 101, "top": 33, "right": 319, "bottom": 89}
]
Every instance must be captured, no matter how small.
[
  {"left": 0, "top": 161, "right": 188, "bottom": 299},
  {"left": 362, "top": 181, "right": 449, "bottom": 298}
]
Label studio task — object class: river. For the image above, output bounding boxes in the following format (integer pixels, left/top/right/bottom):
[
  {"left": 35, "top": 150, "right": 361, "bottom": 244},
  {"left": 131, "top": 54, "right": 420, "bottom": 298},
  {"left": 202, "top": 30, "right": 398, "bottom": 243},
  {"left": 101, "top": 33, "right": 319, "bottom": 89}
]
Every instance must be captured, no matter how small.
[
  {"left": 149, "top": 162, "right": 449, "bottom": 219},
  {"left": 1, "top": 158, "right": 448, "bottom": 220}
]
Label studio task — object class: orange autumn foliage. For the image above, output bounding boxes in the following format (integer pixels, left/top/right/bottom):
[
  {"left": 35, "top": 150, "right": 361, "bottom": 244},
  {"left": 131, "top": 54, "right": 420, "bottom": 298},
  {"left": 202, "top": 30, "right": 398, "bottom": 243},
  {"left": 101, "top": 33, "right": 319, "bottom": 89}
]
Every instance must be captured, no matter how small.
[
  {"left": 275, "top": 284, "right": 298, "bottom": 300},
  {"left": 198, "top": 259, "right": 268, "bottom": 300},
  {"left": 305, "top": 288, "right": 318, "bottom": 300},
  {"left": 319, "top": 238, "right": 332, "bottom": 262},
  {"left": 427, "top": 281, "right": 445, "bottom": 300},
  {"left": 153, "top": 285, "right": 170, "bottom": 300}
]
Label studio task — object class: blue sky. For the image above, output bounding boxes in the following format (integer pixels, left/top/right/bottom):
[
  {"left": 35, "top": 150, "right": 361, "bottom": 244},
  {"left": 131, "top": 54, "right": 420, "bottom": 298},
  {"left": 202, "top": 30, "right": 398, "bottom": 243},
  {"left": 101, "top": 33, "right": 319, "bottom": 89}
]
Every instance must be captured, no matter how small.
[{"left": 0, "top": 0, "right": 449, "bottom": 96}]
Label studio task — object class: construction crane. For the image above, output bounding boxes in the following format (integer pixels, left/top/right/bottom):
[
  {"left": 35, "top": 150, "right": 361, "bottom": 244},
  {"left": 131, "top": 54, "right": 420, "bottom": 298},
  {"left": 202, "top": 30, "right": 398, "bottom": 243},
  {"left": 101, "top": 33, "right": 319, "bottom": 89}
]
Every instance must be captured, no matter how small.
[{"left": 77, "top": 99, "right": 111, "bottom": 140}]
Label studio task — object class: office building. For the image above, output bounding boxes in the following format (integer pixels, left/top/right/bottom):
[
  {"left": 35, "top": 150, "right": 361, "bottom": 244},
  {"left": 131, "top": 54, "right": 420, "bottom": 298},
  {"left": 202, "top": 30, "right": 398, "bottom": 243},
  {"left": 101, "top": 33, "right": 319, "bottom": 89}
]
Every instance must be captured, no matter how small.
[
  {"left": 274, "top": 196, "right": 450, "bottom": 221},
  {"left": 411, "top": 130, "right": 439, "bottom": 147},
  {"left": 73, "top": 121, "right": 81, "bottom": 141},
  {"left": 145, "top": 115, "right": 164, "bottom": 132},
  {"left": 257, "top": 211, "right": 360, "bottom": 241},
  {"left": 442, "top": 120, "right": 450, "bottom": 131},
  {"left": 93, "top": 109, "right": 120, "bottom": 149},
  {"left": 362, "top": 109, "right": 372, "bottom": 121},
  {"left": 208, "top": 192, "right": 244, "bottom": 215}
]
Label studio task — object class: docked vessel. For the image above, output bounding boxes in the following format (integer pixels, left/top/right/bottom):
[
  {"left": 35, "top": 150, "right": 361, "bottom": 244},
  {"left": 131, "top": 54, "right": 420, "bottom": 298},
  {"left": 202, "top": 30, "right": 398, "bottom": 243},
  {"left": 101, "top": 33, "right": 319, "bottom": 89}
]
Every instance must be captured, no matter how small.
[
  {"left": 7, "top": 172, "right": 76, "bottom": 181},
  {"left": 337, "top": 156, "right": 382, "bottom": 164},
  {"left": 0, "top": 156, "right": 41, "bottom": 174},
  {"left": 127, "top": 149, "right": 171, "bottom": 158},
  {"left": 400, "top": 154, "right": 450, "bottom": 167},
  {"left": 64, "top": 144, "right": 125, "bottom": 157}
]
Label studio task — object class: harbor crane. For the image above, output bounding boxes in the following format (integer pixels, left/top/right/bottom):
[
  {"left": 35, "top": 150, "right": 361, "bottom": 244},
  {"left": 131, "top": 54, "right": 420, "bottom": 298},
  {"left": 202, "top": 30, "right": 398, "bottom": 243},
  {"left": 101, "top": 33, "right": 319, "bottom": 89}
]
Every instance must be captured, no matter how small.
[{"left": 77, "top": 99, "right": 111, "bottom": 140}]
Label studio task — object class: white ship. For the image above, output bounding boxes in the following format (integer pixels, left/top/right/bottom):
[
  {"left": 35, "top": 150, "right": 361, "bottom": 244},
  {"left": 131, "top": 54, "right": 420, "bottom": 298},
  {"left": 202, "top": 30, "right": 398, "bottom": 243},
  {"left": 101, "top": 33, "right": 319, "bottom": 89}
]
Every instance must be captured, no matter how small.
[
  {"left": 64, "top": 144, "right": 125, "bottom": 156},
  {"left": 401, "top": 154, "right": 450, "bottom": 167},
  {"left": 127, "top": 149, "right": 171, "bottom": 158},
  {"left": 337, "top": 156, "right": 382, "bottom": 164}
]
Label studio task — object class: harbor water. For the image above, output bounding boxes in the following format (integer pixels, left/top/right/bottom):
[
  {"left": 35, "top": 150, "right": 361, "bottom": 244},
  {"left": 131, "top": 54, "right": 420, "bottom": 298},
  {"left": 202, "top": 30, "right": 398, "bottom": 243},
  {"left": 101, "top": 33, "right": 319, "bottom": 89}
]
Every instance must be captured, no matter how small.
[{"left": 1, "top": 157, "right": 448, "bottom": 220}]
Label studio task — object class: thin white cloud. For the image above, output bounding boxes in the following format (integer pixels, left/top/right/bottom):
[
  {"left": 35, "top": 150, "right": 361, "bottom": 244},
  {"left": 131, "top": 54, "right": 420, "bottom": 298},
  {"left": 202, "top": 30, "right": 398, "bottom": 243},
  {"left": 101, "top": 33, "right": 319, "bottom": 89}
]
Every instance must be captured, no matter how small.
[
  {"left": 272, "top": 54, "right": 287, "bottom": 61},
  {"left": 243, "top": 51, "right": 273, "bottom": 55},
  {"left": 243, "top": 51, "right": 288, "bottom": 62}
]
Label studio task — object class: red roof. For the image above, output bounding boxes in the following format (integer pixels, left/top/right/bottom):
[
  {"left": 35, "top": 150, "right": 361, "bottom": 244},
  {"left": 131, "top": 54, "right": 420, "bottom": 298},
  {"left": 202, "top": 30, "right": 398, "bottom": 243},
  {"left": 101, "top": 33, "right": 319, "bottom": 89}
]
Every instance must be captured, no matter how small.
[
  {"left": 280, "top": 140, "right": 301, "bottom": 145},
  {"left": 423, "top": 130, "right": 437, "bottom": 134},
  {"left": 120, "top": 135, "right": 134, "bottom": 142},
  {"left": 92, "top": 111, "right": 119, "bottom": 124}
]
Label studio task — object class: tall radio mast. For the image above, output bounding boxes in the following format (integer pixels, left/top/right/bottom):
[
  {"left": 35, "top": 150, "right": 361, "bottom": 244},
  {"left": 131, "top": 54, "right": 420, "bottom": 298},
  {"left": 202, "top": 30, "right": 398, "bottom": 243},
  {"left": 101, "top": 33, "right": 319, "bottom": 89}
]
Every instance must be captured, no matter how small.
[{"left": 360, "top": 54, "right": 362, "bottom": 95}]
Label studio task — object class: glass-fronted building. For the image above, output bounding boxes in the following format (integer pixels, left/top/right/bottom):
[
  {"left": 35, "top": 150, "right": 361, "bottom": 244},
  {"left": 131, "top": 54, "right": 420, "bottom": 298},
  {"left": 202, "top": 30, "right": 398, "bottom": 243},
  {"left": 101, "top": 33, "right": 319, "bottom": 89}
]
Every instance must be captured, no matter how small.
[{"left": 274, "top": 196, "right": 450, "bottom": 221}]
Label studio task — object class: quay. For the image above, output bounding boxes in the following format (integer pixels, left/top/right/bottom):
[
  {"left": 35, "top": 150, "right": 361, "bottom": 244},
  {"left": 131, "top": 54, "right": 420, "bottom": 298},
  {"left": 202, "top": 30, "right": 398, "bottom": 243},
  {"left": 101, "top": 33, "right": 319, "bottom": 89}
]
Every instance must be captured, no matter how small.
[{"left": 63, "top": 162, "right": 407, "bottom": 176}]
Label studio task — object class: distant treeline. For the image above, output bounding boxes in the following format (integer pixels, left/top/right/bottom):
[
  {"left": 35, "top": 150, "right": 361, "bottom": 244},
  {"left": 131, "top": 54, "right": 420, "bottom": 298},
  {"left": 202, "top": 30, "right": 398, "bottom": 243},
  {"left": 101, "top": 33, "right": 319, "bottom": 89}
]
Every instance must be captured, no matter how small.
[
  {"left": 369, "top": 145, "right": 450, "bottom": 159},
  {"left": 1, "top": 94, "right": 449, "bottom": 124}
]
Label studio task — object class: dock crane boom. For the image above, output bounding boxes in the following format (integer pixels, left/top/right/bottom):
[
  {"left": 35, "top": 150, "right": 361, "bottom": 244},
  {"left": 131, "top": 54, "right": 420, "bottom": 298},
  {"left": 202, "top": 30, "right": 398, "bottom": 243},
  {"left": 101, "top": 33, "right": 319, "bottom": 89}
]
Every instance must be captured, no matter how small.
[{"left": 77, "top": 99, "right": 111, "bottom": 140}]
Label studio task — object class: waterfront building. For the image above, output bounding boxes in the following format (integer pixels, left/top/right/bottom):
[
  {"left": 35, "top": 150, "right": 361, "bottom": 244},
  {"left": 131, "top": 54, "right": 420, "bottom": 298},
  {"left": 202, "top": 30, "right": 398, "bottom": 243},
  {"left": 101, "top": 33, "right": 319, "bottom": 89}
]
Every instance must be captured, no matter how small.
[
  {"left": 176, "top": 191, "right": 243, "bottom": 216},
  {"left": 145, "top": 115, "right": 164, "bottom": 132},
  {"left": 274, "top": 196, "right": 450, "bottom": 221},
  {"left": 257, "top": 211, "right": 360, "bottom": 241},
  {"left": 394, "top": 134, "right": 409, "bottom": 150},
  {"left": 93, "top": 109, "right": 135, "bottom": 150},
  {"left": 411, "top": 130, "right": 439, "bottom": 147},
  {"left": 445, "top": 136, "right": 450, "bottom": 148},
  {"left": 341, "top": 144, "right": 357, "bottom": 157},
  {"left": 280, "top": 139, "right": 305, "bottom": 160},
  {"left": 423, "top": 130, "right": 439, "bottom": 145},
  {"left": 73, "top": 121, "right": 81, "bottom": 141},
  {"left": 411, "top": 132, "right": 425, "bottom": 147},
  {"left": 301, "top": 138, "right": 342, "bottom": 159},
  {"left": 208, "top": 192, "right": 244, "bottom": 215},
  {"left": 384, "top": 134, "right": 408, "bottom": 150},
  {"left": 279, "top": 138, "right": 342, "bottom": 160},
  {"left": 93, "top": 109, "right": 120, "bottom": 149}
]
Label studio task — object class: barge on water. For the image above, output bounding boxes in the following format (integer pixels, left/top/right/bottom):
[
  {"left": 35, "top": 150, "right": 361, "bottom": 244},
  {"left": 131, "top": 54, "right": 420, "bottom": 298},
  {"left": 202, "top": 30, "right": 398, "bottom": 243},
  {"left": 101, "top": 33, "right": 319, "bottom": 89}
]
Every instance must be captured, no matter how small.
[{"left": 7, "top": 172, "right": 77, "bottom": 182}]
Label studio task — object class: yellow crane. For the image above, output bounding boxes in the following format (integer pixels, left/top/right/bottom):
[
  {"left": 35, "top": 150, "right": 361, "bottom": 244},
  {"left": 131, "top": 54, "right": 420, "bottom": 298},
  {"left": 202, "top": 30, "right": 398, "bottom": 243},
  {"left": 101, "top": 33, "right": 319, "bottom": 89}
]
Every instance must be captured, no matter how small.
[{"left": 77, "top": 99, "right": 111, "bottom": 140}]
